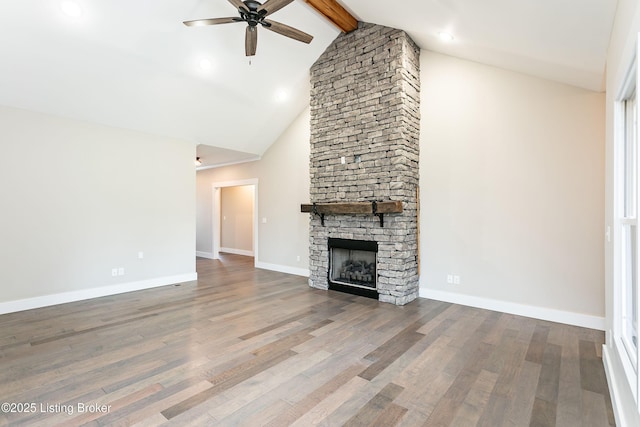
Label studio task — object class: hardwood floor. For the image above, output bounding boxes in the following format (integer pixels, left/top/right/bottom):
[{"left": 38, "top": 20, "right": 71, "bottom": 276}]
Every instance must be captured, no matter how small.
[{"left": 0, "top": 255, "right": 614, "bottom": 426}]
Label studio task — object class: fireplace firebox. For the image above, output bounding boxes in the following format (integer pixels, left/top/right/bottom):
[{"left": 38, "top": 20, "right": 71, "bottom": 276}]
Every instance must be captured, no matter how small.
[{"left": 328, "top": 238, "right": 378, "bottom": 299}]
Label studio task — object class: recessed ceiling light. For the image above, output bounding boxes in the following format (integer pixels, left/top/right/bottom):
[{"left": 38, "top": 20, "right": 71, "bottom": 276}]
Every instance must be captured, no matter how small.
[
  {"left": 199, "top": 59, "right": 212, "bottom": 71},
  {"left": 438, "top": 32, "right": 454, "bottom": 42},
  {"left": 275, "top": 89, "right": 288, "bottom": 102},
  {"left": 61, "top": 1, "right": 83, "bottom": 18}
]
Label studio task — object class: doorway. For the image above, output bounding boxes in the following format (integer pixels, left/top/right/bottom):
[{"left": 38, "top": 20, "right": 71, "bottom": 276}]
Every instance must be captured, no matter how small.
[{"left": 211, "top": 179, "right": 258, "bottom": 263}]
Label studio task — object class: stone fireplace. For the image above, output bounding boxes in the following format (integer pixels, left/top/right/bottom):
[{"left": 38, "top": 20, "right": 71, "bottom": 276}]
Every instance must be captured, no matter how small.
[{"left": 307, "top": 22, "right": 420, "bottom": 305}]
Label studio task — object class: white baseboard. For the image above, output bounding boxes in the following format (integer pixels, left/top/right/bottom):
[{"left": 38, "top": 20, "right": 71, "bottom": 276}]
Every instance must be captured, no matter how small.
[
  {"left": 196, "top": 251, "right": 215, "bottom": 259},
  {"left": 419, "top": 288, "right": 605, "bottom": 330},
  {"left": 255, "top": 261, "right": 310, "bottom": 277},
  {"left": 0, "top": 273, "right": 198, "bottom": 315},
  {"left": 219, "top": 247, "right": 254, "bottom": 257}
]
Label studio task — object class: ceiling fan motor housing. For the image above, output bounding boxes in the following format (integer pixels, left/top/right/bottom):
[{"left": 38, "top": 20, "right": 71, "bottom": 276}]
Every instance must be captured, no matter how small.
[{"left": 240, "top": 1, "right": 267, "bottom": 27}]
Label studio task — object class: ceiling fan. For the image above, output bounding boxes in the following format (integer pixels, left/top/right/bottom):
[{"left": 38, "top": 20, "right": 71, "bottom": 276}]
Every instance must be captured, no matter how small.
[{"left": 184, "top": 0, "right": 314, "bottom": 57}]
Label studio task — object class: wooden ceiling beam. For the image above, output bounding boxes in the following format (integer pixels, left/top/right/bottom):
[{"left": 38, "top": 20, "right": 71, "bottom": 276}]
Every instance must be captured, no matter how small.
[{"left": 303, "top": 0, "right": 358, "bottom": 33}]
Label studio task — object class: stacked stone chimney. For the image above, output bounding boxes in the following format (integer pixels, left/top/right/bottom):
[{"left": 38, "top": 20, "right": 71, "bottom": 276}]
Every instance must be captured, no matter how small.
[{"left": 308, "top": 22, "right": 420, "bottom": 305}]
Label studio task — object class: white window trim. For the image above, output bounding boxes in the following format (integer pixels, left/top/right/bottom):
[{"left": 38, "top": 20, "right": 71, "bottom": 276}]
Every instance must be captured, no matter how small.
[{"left": 613, "top": 48, "right": 640, "bottom": 406}]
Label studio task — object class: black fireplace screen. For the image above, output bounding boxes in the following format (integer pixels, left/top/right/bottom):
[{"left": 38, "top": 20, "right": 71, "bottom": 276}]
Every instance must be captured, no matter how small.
[{"left": 328, "top": 238, "right": 378, "bottom": 290}]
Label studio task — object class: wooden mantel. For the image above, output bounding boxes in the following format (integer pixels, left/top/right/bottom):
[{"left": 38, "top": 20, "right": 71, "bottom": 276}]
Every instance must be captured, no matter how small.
[
  {"left": 303, "top": 0, "right": 358, "bottom": 33},
  {"left": 301, "top": 201, "right": 402, "bottom": 214},
  {"left": 301, "top": 201, "right": 402, "bottom": 227}
]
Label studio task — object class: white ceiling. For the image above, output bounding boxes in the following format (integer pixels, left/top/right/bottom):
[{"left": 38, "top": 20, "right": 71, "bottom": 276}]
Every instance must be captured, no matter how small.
[
  {"left": 342, "top": 0, "right": 617, "bottom": 92},
  {"left": 0, "top": 1, "right": 617, "bottom": 167}
]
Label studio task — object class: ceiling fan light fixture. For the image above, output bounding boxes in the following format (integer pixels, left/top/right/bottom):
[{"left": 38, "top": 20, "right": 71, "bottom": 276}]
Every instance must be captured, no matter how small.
[{"left": 61, "top": 1, "right": 83, "bottom": 18}]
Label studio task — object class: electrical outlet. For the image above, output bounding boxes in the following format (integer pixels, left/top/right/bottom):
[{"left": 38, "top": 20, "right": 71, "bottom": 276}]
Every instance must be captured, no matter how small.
[
  {"left": 138, "top": 251, "right": 144, "bottom": 259},
  {"left": 453, "top": 275, "right": 461, "bottom": 285},
  {"left": 112, "top": 268, "right": 118, "bottom": 277},
  {"left": 118, "top": 267, "right": 125, "bottom": 276},
  {"left": 296, "top": 255, "right": 300, "bottom": 262},
  {"left": 447, "top": 274, "right": 453, "bottom": 284}
]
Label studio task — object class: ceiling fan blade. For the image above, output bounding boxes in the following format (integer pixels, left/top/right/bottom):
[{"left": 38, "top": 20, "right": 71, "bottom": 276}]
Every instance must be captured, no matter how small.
[
  {"left": 183, "top": 17, "right": 240, "bottom": 26},
  {"left": 263, "top": 19, "right": 313, "bottom": 44},
  {"left": 258, "top": 0, "right": 294, "bottom": 16},
  {"left": 246, "top": 26, "right": 257, "bottom": 56},
  {"left": 227, "top": 0, "right": 247, "bottom": 11}
]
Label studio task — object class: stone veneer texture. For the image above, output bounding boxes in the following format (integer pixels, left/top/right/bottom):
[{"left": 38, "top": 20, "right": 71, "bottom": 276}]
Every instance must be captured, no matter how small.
[{"left": 308, "top": 22, "right": 421, "bottom": 305}]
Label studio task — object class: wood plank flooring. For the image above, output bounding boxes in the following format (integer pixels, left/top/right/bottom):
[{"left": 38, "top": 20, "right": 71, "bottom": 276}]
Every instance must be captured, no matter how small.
[{"left": 0, "top": 255, "right": 615, "bottom": 426}]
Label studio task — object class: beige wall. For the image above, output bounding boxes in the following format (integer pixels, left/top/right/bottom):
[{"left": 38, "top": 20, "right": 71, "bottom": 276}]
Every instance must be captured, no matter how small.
[
  {"left": 196, "top": 107, "right": 310, "bottom": 274},
  {"left": 220, "top": 185, "right": 254, "bottom": 253},
  {"left": 603, "top": 0, "right": 640, "bottom": 424},
  {"left": 419, "top": 51, "right": 605, "bottom": 319},
  {"left": 0, "top": 105, "right": 196, "bottom": 307}
]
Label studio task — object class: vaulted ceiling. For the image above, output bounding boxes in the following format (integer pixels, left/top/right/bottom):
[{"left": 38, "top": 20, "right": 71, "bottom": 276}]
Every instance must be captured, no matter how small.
[{"left": 0, "top": 1, "right": 617, "bottom": 168}]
